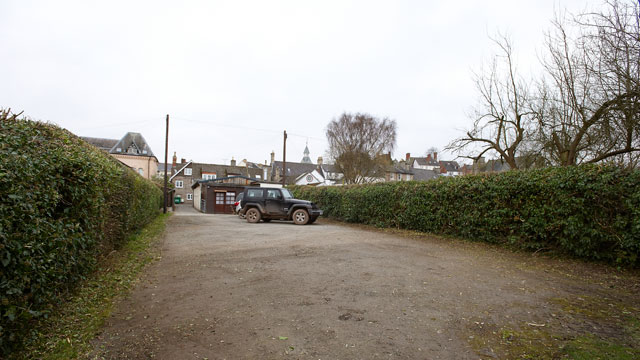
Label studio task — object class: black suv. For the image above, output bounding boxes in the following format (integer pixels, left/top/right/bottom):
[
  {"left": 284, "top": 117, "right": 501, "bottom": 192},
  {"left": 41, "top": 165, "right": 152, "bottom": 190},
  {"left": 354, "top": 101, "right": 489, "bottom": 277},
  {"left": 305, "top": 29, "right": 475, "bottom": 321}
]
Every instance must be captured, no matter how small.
[{"left": 240, "top": 187, "right": 323, "bottom": 225}]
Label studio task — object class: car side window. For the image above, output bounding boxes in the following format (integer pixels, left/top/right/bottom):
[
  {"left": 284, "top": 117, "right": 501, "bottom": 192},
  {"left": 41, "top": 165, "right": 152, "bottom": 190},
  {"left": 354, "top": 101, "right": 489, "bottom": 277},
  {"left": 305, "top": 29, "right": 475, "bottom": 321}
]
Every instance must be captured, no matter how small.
[
  {"left": 247, "top": 189, "right": 263, "bottom": 198},
  {"left": 266, "top": 189, "right": 281, "bottom": 199}
]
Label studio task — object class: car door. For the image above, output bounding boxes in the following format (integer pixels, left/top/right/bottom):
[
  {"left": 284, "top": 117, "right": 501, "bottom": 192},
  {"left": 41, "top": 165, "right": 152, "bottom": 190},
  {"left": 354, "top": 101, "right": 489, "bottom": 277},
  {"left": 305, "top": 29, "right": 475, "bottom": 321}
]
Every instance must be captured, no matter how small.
[{"left": 265, "top": 189, "right": 286, "bottom": 216}]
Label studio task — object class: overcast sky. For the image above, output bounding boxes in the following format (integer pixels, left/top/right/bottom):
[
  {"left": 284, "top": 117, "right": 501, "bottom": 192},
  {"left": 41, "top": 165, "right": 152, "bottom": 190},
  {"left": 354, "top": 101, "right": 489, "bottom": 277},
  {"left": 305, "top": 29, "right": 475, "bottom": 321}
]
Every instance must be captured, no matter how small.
[{"left": 1, "top": 0, "right": 595, "bottom": 166}]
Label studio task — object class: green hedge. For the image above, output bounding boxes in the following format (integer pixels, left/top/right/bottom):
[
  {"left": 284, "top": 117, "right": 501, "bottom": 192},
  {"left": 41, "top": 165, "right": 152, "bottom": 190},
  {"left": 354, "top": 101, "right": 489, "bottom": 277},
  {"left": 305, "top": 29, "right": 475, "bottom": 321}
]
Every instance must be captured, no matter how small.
[
  {"left": 290, "top": 166, "right": 640, "bottom": 266},
  {"left": 0, "top": 115, "right": 163, "bottom": 354}
]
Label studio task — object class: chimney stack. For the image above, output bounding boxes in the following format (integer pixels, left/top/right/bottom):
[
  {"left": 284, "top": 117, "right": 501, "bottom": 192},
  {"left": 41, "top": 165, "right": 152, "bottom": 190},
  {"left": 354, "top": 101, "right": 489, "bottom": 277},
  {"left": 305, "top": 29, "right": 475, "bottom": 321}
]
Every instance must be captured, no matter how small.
[
  {"left": 181, "top": 158, "right": 186, "bottom": 164},
  {"left": 317, "top": 156, "right": 323, "bottom": 165},
  {"left": 270, "top": 151, "right": 275, "bottom": 164},
  {"left": 230, "top": 157, "right": 236, "bottom": 166},
  {"left": 434, "top": 152, "right": 438, "bottom": 161},
  {"left": 406, "top": 153, "right": 411, "bottom": 161},
  {"left": 171, "top": 152, "right": 177, "bottom": 175}
]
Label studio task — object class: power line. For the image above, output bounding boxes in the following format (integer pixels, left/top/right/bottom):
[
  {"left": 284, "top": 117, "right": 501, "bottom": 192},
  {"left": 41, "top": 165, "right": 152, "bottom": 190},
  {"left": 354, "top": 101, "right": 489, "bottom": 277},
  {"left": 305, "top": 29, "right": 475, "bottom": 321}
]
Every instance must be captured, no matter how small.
[
  {"left": 172, "top": 115, "right": 325, "bottom": 142},
  {"left": 77, "top": 118, "right": 157, "bottom": 130}
]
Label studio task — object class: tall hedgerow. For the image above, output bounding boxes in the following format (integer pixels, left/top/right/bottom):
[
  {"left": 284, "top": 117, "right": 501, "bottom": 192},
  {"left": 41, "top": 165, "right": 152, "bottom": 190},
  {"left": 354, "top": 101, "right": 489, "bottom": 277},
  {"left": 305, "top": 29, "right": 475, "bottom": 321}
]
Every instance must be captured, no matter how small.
[
  {"left": 290, "top": 165, "right": 640, "bottom": 266},
  {"left": 0, "top": 111, "right": 162, "bottom": 354}
]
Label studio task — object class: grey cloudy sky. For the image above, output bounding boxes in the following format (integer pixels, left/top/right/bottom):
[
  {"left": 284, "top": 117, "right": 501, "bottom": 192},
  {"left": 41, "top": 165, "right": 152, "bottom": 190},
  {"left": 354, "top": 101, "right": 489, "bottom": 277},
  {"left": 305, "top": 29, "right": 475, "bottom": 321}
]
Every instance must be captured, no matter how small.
[{"left": 1, "top": 0, "right": 594, "bottom": 166}]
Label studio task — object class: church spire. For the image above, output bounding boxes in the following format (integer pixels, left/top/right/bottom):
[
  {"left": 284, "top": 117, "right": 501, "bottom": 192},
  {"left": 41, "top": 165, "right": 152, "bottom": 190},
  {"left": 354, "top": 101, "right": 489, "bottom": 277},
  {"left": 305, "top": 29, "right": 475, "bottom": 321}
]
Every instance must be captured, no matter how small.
[{"left": 301, "top": 140, "right": 312, "bottom": 164}]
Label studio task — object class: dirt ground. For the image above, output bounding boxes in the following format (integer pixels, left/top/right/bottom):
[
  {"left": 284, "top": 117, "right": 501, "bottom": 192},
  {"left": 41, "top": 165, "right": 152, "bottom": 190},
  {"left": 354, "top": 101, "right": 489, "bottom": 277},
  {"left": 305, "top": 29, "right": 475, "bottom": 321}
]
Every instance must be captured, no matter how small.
[{"left": 92, "top": 206, "right": 640, "bottom": 359}]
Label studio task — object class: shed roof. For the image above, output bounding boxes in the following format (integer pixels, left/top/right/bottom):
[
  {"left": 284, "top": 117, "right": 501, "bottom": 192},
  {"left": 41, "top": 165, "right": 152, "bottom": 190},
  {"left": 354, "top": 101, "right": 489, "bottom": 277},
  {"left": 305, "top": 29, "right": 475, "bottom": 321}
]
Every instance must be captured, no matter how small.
[{"left": 191, "top": 175, "right": 273, "bottom": 189}]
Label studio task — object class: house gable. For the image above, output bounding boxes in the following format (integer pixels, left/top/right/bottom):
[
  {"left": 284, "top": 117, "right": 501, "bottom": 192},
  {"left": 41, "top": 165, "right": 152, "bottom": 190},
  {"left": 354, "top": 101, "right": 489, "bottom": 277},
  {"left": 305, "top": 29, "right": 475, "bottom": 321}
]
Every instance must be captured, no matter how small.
[
  {"left": 109, "top": 132, "right": 155, "bottom": 157},
  {"left": 295, "top": 170, "right": 324, "bottom": 185}
]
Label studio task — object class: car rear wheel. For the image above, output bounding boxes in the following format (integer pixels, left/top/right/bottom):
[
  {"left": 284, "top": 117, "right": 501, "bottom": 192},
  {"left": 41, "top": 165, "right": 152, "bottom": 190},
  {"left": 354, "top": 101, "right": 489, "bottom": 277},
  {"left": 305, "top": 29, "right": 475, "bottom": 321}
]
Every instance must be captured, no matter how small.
[
  {"left": 292, "top": 209, "right": 309, "bottom": 225},
  {"left": 246, "top": 208, "right": 261, "bottom": 223}
]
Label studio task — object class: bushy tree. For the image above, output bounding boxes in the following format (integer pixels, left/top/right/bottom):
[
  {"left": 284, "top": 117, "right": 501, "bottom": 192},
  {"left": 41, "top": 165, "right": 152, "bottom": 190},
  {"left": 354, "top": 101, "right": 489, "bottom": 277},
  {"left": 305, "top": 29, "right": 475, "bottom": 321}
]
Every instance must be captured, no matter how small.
[{"left": 326, "top": 112, "right": 397, "bottom": 184}]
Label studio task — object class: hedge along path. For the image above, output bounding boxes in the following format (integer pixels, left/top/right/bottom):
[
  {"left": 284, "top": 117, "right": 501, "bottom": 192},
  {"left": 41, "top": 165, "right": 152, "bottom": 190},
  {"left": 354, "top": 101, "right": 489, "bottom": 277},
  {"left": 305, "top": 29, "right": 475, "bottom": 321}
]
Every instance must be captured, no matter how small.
[
  {"left": 290, "top": 165, "right": 640, "bottom": 267},
  {"left": 0, "top": 112, "right": 163, "bottom": 355}
]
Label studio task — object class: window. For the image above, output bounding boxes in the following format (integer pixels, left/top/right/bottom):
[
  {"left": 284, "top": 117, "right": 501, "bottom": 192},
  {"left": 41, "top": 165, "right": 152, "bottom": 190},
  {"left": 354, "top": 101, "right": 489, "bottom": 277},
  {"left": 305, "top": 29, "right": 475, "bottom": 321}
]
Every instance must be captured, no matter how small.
[
  {"left": 280, "top": 188, "right": 293, "bottom": 199},
  {"left": 187, "top": 193, "right": 193, "bottom": 200},
  {"left": 216, "top": 192, "right": 225, "bottom": 204},
  {"left": 138, "top": 168, "right": 144, "bottom": 176},
  {"left": 226, "top": 192, "right": 235, "bottom": 204},
  {"left": 266, "top": 189, "right": 281, "bottom": 199},
  {"left": 247, "top": 189, "right": 263, "bottom": 198},
  {"left": 175, "top": 180, "right": 183, "bottom": 188},
  {"left": 185, "top": 168, "right": 192, "bottom": 176},
  {"left": 202, "top": 173, "right": 216, "bottom": 180}
]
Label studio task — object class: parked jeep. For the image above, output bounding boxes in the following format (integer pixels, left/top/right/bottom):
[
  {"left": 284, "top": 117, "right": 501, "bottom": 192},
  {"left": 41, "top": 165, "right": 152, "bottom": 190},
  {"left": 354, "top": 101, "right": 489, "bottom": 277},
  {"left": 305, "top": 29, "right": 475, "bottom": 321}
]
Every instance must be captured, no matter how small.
[{"left": 239, "top": 187, "right": 323, "bottom": 225}]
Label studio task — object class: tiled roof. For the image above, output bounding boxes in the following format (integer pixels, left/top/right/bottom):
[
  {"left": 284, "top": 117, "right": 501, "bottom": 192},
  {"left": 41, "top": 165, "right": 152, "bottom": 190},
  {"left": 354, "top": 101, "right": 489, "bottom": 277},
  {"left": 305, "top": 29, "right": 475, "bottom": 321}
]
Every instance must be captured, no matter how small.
[
  {"left": 271, "top": 161, "right": 347, "bottom": 184},
  {"left": 386, "top": 165, "right": 413, "bottom": 174},
  {"left": 412, "top": 157, "right": 439, "bottom": 166},
  {"left": 109, "top": 132, "right": 155, "bottom": 157},
  {"left": 440, "top": 161, "right": 461, "bottom": 172},
  {"left": 158, "top": 163, "right": 173, "bottom": 172},
  {"left": 412, "top": 168, "right": 439, "bottom": 181},
  {"left": 81, "top": 136, "right": 118, "bottom": 151},
  {"left": 481, "top": 159, "right": 511, "bottom": 172},
  {"left": 192, "top": 163, "right": 263, "bottom": 179},
  {"left": 272, "top": 161, "right": 318, "bottom": 178}
]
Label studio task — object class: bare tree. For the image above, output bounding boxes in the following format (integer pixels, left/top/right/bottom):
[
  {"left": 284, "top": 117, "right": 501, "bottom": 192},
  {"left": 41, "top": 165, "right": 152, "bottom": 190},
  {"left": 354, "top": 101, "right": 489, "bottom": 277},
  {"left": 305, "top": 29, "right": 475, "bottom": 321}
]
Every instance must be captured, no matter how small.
[
  {"left": 535, "top": 0, "right": 640, "bottom": 166},
  {"left": 326, "top": 112, "right": 397, "bottom": 184},
  {"left": 447, "top": 35, "right": 536, "bottom": 170},
  {"left": 451, "top": 1, "right": 639, "bottom": 169},
  {"left": 425, "top": 147, "right": 439, "bottom": 158},
  {"left": 0, "top": 108, "right": 24, "bottom": 122}
]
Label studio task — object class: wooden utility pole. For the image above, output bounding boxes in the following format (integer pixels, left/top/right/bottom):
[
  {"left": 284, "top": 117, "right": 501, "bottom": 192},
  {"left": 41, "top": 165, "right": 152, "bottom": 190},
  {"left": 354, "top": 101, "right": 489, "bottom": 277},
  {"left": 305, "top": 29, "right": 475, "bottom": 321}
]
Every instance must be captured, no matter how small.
[
  {"left": 282, "top": 130, "right": 287, "bottom": 187},
  {"left": 163, "top": 114, "right": 169, "bottom": 214}
]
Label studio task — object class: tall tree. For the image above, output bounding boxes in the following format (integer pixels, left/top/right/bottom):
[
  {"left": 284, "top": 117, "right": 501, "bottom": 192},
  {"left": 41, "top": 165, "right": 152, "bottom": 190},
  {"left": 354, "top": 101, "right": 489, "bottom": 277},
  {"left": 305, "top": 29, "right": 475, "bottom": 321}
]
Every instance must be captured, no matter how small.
[
  {"left": 446, "top": 35, "right": 536, "bottom": 170},
  {"left": 450, "top": 0, "right": 640, "bottom": 169},
  {"left": 326, "top": 112, "right": 397, "bottom": 184},
  {"left": 536, "top": 0, "right": 640, "bottom": 166}
]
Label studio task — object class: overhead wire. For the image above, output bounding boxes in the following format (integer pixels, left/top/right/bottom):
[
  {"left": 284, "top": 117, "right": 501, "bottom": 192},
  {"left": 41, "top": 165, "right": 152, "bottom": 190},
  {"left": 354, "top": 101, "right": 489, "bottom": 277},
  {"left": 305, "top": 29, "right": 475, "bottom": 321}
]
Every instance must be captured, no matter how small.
[{"left": 171, "top": 115, "right": 325, "bottom": 142}]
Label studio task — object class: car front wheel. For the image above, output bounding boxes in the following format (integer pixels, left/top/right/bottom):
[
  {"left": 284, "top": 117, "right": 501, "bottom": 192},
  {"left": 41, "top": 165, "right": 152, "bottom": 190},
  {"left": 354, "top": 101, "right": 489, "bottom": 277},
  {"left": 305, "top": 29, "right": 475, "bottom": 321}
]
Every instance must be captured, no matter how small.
[
  {"left": 246, "top": 208, "right": 261, "bottom": 223},
  {"left": 292, "top": 209, "right": 309, "bottom": 225}
]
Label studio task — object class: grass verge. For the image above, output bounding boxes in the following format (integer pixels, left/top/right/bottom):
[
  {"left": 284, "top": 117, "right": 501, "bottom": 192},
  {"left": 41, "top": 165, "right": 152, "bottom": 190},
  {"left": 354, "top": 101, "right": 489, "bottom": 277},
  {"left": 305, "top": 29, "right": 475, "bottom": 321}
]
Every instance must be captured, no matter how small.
[
  {"left": 10, "top": 213, "right": 171, "bottom": 360},
  {"left": 467, "top": 294, "right": 640, "bottom": 359}
]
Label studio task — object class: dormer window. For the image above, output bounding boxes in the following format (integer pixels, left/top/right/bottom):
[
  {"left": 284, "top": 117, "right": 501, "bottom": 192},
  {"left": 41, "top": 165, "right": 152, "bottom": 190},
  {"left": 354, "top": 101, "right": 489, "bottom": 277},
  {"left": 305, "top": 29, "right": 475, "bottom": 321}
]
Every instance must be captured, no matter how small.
[{"left": 116, "top": 148, "right": 122, "bottom": 152}]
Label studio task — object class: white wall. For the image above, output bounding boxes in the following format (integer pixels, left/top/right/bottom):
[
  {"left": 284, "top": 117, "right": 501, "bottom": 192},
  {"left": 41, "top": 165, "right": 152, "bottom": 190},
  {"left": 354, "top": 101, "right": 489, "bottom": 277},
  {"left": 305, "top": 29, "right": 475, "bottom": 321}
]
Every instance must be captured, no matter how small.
[{"left": 193, "top": 185, "right": 202, "bottom": 211}]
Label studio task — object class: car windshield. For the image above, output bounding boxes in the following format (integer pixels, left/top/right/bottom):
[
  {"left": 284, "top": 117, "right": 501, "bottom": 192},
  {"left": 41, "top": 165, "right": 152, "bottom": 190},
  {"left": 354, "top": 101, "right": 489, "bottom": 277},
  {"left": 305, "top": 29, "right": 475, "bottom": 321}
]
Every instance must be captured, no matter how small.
[{"left": 281, "top": 188, "right": 293, "bottom": 199}]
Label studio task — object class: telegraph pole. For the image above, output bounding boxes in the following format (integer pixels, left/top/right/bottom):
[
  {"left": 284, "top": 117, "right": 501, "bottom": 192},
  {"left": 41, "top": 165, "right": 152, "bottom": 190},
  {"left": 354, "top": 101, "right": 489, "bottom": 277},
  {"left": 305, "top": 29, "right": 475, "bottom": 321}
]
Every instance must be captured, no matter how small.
[
  {"left": 282, "top": 130, "right": 287, "bottom": 187},
  {"left": 163, "top": 114, "right": 169, "bottom": 214}
]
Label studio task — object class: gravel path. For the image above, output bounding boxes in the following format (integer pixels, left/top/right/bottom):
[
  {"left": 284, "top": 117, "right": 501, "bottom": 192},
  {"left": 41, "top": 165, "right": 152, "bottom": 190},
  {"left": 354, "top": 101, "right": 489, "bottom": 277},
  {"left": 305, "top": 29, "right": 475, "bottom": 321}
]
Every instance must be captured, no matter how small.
[{"left": 92, "top": 207, "right": 639, "bottom": 359}]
